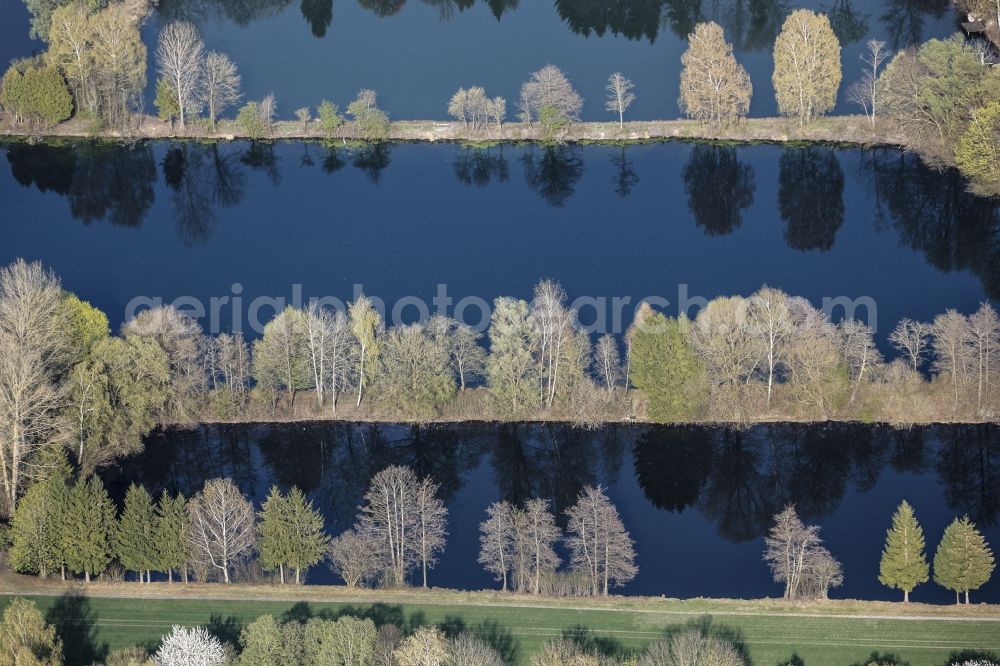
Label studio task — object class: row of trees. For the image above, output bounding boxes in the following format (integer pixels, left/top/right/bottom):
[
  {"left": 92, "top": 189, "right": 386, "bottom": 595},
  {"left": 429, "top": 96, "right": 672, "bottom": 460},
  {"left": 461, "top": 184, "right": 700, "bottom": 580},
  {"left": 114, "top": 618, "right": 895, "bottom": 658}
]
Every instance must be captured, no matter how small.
[
  {"left": 0, "top": 1, "right": 148, "bottom": 133},
  {"left": 879, "top": 501, "right": 996, "bottom": 604},
  {"left": 763, "top": 501, "right": 997, "bottom": 605},
  {"left": 0, "top": 594, "right": 752, "bottom": 666},
  {"left": 7, "top": 258, "right": 1000, "bottom": 523},
  {"left": 8, "top": 466, "right": 326, "bottom": 585},
  {"left": 476, "top": 487, "right": 637, "bottom": 596},
  {"left": 154, "top": 21, "right": 242, "bottom": 129},
  {"left": 866, "top": 32, "right": 1000, "bottom": 189}
]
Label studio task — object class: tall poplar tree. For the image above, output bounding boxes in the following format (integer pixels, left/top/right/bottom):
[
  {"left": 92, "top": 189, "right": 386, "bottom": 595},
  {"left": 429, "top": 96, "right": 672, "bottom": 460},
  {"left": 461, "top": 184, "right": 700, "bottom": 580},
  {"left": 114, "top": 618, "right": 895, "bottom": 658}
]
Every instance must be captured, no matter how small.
[
  {"left": 878, "top": 500, "right": 929, "bottom": 602},
  {"left": 934, "top": 516, "right": 996, "bottom": 604},
  {"left": 153, "top": 490, "right": 189, "bottom": 583},
  {"left": 114, "top": 483, "right": 158, "bottom": 583}
]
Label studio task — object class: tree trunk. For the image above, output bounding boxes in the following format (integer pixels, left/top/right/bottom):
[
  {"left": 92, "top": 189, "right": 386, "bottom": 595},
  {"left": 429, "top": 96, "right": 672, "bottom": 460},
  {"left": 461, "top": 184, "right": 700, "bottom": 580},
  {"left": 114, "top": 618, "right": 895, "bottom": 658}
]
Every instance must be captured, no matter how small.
[
  {"left": 223, "top": 566, "right": 230, "bottom": 584},
  {"left": 169, "top": 569, "right": 173, "bottom": 583},
  {"left": 904, "top": 589, "right": 909, "bottom": 603},
  {"left": 85, "top": 571, "right": 90, "bottom": 583},
  {"left": 279, "top": 563, "right": 285, "bottom": 585},
  {"left": 296, "top": 568, "right": 301, "bottom": 584},
  {"left": 965, "top": 590, "right": 971, "bottom": 605}
]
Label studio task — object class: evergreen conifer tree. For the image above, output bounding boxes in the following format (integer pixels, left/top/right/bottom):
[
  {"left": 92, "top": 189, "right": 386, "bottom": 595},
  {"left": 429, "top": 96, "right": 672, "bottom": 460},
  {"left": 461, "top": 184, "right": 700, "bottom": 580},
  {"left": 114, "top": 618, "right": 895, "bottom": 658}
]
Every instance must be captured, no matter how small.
[
  {"left": 9, "top": 473, "right": 67, "bottom": 578},
  {"left": 153, "top": 490, "right": 189, "bottom": 583},
  {"left": 284, "top": 487, "right": 328, "bottom": 584},
  {"left": 878, "top": 500, "right": 929, "bottom": 602},
  {"left": 114, "top": 483, "right": 158, "bottom": 582},
  {"left": 62, "top": 478, "right": 115, "bottom": 582},
  {"left": 258, "top": 486, "right": 291, "bottom": 584},
  {"left": 934, "top": 516, "right": 996, "bottom": 604}
]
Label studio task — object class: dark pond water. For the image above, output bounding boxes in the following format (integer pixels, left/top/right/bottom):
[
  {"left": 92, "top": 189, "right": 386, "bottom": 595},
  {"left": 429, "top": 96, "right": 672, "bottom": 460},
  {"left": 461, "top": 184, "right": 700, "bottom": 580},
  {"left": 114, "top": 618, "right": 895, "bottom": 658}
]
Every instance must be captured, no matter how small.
[
  {"left": 100, "top": 421, "right": 1000, "bottom": 603},
  {"left": 0, "top": 0, "right": 961, "bottom": 120},
  {"left": 3, "top": 141, "right": 999, "bottom": 345}
]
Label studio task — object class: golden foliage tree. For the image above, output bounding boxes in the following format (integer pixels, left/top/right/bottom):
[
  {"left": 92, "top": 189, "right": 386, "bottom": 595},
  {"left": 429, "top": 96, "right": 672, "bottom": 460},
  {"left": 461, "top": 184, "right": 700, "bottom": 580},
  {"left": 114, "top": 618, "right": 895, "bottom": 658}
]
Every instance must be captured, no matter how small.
[
  {"left": 772, "top": 9, "right": 842, "bottom": 123},
  {"left": 679, "top": 22, "right": 752, "bottom": 125}
]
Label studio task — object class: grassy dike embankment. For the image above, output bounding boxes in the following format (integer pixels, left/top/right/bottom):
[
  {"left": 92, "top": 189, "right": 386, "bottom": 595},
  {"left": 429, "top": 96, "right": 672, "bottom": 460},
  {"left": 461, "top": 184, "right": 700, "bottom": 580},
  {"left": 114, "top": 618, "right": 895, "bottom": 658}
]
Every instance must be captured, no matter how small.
[
  {"left": 0, "top": 114, "right": 905, "bottom": 147},
  {"left": 2, "top": 571, "right": 998, "bottom": 665}
]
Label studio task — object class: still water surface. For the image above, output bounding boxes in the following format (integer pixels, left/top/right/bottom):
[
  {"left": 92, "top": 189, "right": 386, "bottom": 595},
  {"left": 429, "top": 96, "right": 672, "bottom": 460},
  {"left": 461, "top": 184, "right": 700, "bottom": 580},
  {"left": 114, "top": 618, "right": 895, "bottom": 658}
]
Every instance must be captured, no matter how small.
[
  {"left": 0, "top": 0, "right": 961, "bottom": 119},
  {"left": 100, "top": 421, "right": 1000, "bottom": 602},
  {"left": 2, "top": 141, "right": 998, "bottom": 342}
]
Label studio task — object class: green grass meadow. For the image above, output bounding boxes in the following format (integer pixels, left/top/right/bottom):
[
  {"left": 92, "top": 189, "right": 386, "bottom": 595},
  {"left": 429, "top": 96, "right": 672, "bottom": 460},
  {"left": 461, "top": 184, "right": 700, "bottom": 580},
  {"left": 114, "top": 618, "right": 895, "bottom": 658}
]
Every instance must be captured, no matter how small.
[{"left": 3, "top": 594, "right": 998, "bottom": 666}]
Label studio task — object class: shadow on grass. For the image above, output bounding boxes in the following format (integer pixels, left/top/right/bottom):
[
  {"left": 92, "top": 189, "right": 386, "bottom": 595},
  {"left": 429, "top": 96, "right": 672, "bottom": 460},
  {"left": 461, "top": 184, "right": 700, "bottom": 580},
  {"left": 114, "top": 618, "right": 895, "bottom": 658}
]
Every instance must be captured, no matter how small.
[
  {"left": 207, "top": 613, "right": 244, "bottom": 647},
  {"left": 44, "top": 591, "right": 108, "bottom": 666}
]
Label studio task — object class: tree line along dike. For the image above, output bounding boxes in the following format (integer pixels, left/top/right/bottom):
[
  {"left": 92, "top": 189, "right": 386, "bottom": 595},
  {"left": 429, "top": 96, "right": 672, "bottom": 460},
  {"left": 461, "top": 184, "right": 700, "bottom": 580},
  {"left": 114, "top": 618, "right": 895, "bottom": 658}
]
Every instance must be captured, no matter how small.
[{"left": 1, "top": 5, "right": 998, "bottom": 193}]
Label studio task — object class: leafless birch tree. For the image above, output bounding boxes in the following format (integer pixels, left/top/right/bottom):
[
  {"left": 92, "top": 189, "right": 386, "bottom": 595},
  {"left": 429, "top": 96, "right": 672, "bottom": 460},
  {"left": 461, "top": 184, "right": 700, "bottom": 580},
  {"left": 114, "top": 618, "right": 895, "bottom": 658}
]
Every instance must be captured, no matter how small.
[
  {"left": 889, "top": 319, "right": 931, "bottom": 372},
  {"left": 564, "top": 485, "right": 637, "bottom": 596},
  {"left": 358, "top": 465, "right": 446, "bottom": 587},
  {"left": 605, "top": 72, "right": 635, "bottom": 128},
  {"left": 748, "top": 287, "right": 793, "bottom": 406},
  {"left": 200, "top": 51, "right": 241, "bottom": 129},
  {"left": 932, "top": 310, "right": 973, "bottom": 413},
  {"left": 840, "top": 319, "right": 882, "bottom": 404},
  {"left": 478, "top": 500, "right": 516, "bottom": 591},
  {"left": 155, "top": 21, "right": 205, "bottom": 129},
  {"left": 0, "top": 260, "right": 68, "bottom": 517},
  {"left": 846, "top": 39, "right": 889, "bottom": 126},
  {"left": 186, "top": 478, "right": 256, "bottom": 583},
  {"left": 763, "top": 505, "right": 842, "bottom": 600},
  {"left": 520, "top": 498, "right": 562, "bottom": 594},
  {"left": 592, "top": 334, "right": 624, "bottom": 394},
  {"left": 415, "top": 476, "right": 448, "bottom": 588},
  {"left": 966, "top": 302, "right": 999, "bottom": 413}
]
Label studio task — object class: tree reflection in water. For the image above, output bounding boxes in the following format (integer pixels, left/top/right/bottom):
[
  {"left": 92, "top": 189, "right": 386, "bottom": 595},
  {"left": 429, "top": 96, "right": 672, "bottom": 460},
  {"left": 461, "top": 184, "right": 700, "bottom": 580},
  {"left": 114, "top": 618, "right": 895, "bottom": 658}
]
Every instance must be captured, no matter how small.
[
  {"left": 102, "top": 421, "right": 1000, "bottom": 549},
  {"left": 778, "top": 147, "right": 844, "bottom": 252},
  {"left": 683, "top": 144, "right": 755, "bottom": 236}
]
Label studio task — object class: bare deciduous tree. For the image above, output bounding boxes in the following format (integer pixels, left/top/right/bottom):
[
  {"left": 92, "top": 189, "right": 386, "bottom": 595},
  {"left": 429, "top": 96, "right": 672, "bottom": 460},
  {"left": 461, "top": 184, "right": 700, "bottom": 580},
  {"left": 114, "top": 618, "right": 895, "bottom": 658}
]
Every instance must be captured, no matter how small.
[
  {"left": 358, "top": 465, "right": 446, "bottom": 587},
  {"left": 519, "top": 498, "right": 562, "bottom": 594},
  {"left": 200, "top": 51, "right": 241, "bottom": 129},
  {"left": 840, "top": 319, "right": 882, "bottom": 404},
  {"left": 518, "top": 65, "right": 583, "bottom": 124},
  {"left": 763, "top": 505, "right": 842, "bottom": 600},
  {"left": 592, "top": 334, "right": 624, "bottom": 394},
  {"left": 415, "top": 476, "right": 448, "bottom": 588},
  {"left": 478, "top": 500, "right": 516, "bottom": 591},
  {"left": 450, "top": 633, "right": 504, "bottom": 666},
  {"left": 605, "top": 72, "right": 636, "bottom": 128},
  {"left": 448, "top": 86, "right": 489, "bottom": 131},
  {"left": 966, "top": 302, "right": 999, "bottom": 413},
  {"left": 691, "top": 295, "right": 759, "bottom": 419},
  {"left": 0, "top": 260, "right": 67, "bottom": 517},
  {"left": 155, "top": 21, "right": 205, "bottom": 129},
  {"left": 186, "top": 478, "right": 256, "bottom": 583},
  {"left": 564, "top": 485, "right": 637, "bottom": 596},
  {"left": 932, "top": 310, "right": 972, "bottom": 413},
  {"left": 748, "top": 287, "right": 793, "bottom": 407},
  {"left": 889, "top": 318, "right": 931, "bottom": 372},
  {"left": 846, "top": 39, "right": 889, "bottom": 126},
  {"left": 328, "top": 528, "right": 381, "bottom": 588}
]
